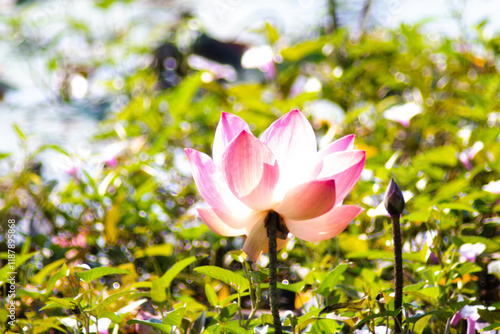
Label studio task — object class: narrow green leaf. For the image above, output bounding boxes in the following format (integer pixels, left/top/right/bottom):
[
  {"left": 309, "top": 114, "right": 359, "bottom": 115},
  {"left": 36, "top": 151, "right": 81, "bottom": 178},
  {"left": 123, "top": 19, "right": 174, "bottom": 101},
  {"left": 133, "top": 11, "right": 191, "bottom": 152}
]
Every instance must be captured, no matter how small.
[
  {"left": 31, "top": 144, "right": 69, "bottom": 157},
  {"left": 355, "top": 310, "right": 400, "bottom": 329},
  {"left": 13, "top": 123, "right": 26, "bottom": 141},
  {"left": 79, "top": 267, "right": 132, "bottom": 283},
  {"left": 346, "top": 250, "right": 393, "bottom": 260},
  {"left": 134, "top": 244, "right": 174, "bottom": 258},
  {"left": 407, "top": 286, "right": 440, "bottom": 304},
  {"left": 127, "top": 319, "right": 172, "bottom": 333},
  {"left": 40, "top": 297, "right": 77, "bottom": 311},
  {"left": 277, "top": 281, "right": 305, "bottom": 294},
  {"left": 205, "top": 284, "right": 218, "bottom": 307},
  {"left": 194, "top": 266, "right": 249, "bottom": 293},
  {"left": 151, "top": 277, "right": 168, "bottom": 303},
  {"left": 317, "top": 263, "right": 349, "bottom": 296},
  {"left": 413, "top": 314, "right": 432, "bottom": 334},
  {"left": 163, "top": 308, "right": 185, "bottom": 327},
  {"left": 46, "top": 263, "right": 68, "bottom": 293},
  {"left": 99, "top": 311, "right": 121, "bottom": 323},
  {"left": 32, "top": 259, "right": 66, "bottom": 285},
  {"left": 0, "top": 252, "right": 37, "bottom": 283},
  {"left": 228, "top": 250, "right": 247, "bottom": 264},
  {"left": 191, "top": 311, "right": 206, "bottom": 334},
  {"left": 89, "top": 291, "right": 133, "bottom": 316},
  {"left": 265, "top": 22, "right": 279, "bottom": 44},
  {"left": 151, "top": 256, "right": 198, "bottom": 303},
  {"left": 217, "top": 304, "right": 238, "bottom": 322},
  {"left": 158, "top": 256, "right": 198, "bottom": 288},
  {"left": 32, "top": 316, "right": 67, "bottom": 333},
  {"left": 280, "top": 36, "right": 328, "bottom": 62}
]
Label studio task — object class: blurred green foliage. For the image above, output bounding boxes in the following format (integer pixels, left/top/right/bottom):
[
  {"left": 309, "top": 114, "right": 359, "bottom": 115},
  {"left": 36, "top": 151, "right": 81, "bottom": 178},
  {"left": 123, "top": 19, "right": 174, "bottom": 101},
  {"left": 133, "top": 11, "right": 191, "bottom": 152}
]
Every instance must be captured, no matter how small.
[{"left": 1, "top": 1, "right": 500, "bottom": 333}]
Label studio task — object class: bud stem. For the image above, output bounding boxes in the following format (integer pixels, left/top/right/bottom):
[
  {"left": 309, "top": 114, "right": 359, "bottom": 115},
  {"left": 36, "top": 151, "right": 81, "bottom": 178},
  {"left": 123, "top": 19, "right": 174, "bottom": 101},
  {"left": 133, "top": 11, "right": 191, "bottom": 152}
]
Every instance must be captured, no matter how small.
[
  {"left": 391, "top": 213, "right": 404, "bottom": 333},
  {"left": 266, "top": 211, "right": 283, "bottom": 334}
]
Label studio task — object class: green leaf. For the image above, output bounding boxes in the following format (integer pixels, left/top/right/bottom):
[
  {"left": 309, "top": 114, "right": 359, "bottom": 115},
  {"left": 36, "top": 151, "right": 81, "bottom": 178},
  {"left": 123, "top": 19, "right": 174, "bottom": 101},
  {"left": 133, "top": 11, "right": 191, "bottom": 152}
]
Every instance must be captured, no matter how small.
[
  {"left": 31, "top": 317, "right": 67, "bottom": 333},
  {"left": 355, "top": 310, "right": 400, "bottom": 329},
  {"left": 217, "top": 303, "right": 238, "bottom": 322},
  {"left": 280, "top": 36, "right": 328, "bottom": 62},
  {"left": 127, "top": 319, "right": 172, "bottom": 333},
  {"left": 0, "top": 252, "right": 37, "bottom": 284},
  {"left": 194, "top": 266, "right": 249, "bottom": 293},
  {"left": 277, "top": 281, "right": 306, "bottom": 294},
  {"left": 99, "top": 311, "right": 121, "bottom": 323},
  {"left": 415, "top": 145, "right": 457, "bottom": 167},
  {"left": 163, "top": 307, "right": 185, "bottom": 327},
  {"left": 31, "top": 144, "right": 69, "bottom": 157},
  {"left": 346, "top": 250, "right": 393, "bottom": 260},
  {"left": 437, "top": 202, "right": 477, "bottom": 213},
  {"left": 134, "top": 244, "right": 174, "bottom": 258},
  {"left": 151, "top": 256, "right": 198, "bottom": 303},
  {"left": 191, "top": 311, "right": 206, "bottom": 334},
  {"left": 205, "top": 284, "right": 218, "bottom": 307},
  {"left": 434, "top": 179, "right": 469, "bottom": 202},
  {"left": 316, "top": 263, "right": 349, "bottom": 296},
  {"left": 228, "top": 250, "right": 247, "bottom": 264},
  {"left": 477, "top": 308, "right": 500, "bottom": 325},
  {"left": 13, "top": 123, "right": 26, "bottom": 141},
  {"left": 249, "top": 270, "right": 269, "bottom": 283},
  {"left": 32, "top": 259, "right": 66, "bottom": 285},
  {"left": 261, "top": 313, "right": 274, "bottom": 325},
  {"left": 40, "top": 297, "right": 77, "bottom": 311},
  {"left": 319, "top": 299, "right": 367, "bottom": 315},
  {"left": 265, "top": 22, "right": 279, "bottom": 44},
  {"left": 158, "top": 256, "right": 198, "bottom": 288},
  {"left": 46, "top": 263, "right": 68, "bottom": 293},
  {"left": 413, "top": 314, "right": 432, "bottom": 334},
  {"left": 79, "top": 267, "right": 132, "bottom": 283},
  {"left": 403, "top": 243, "right": 429, "bottom": 263},
  {"left": 151, "top": 277, "right": 168, "bottom": 303},
  {"left": 407, "top": 286, "right": 440, "bottom": 304},
  {"left": 89, "top": 291, "right": 133, "bottom": 316}
]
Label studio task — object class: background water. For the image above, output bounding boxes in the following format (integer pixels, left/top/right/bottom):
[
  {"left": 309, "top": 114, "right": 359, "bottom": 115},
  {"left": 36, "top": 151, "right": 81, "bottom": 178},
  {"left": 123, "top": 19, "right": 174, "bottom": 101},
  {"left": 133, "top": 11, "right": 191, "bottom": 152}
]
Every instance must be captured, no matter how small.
[{"left": 1, "top": 0, "right": 499, "bottom": 178}]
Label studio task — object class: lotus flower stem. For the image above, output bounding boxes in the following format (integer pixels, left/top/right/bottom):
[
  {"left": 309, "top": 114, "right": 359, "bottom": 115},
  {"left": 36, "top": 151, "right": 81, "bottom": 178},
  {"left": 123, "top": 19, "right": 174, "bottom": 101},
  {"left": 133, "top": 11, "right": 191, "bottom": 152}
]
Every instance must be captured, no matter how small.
[
  {"left": 266, "top": 211, "right": 283, "bottom": 334},
  {"left": 391, "top": 213, "right": 403, "bottom": 333},
  {"left": 384, "top": 179, "right": 405, "bottom": 333}
]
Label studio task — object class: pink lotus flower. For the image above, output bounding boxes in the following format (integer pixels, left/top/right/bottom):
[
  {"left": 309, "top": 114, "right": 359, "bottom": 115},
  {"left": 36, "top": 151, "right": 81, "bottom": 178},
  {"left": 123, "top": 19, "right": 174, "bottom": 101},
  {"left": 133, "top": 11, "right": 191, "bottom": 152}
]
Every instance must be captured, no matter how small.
[{"left": 185, "top": 110, "right": 365, "bottom": 262}]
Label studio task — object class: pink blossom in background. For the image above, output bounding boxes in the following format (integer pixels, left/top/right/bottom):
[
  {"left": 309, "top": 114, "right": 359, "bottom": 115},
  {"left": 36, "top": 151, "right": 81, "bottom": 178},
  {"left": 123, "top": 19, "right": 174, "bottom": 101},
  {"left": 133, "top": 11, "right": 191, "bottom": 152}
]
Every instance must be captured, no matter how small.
[
  {"left": 383, "top": 102, "right": 422, "bottom": 127},
  {"left": 52, "top": 156, "right": 82, "bottom": 179},
  {"left": 458, "top": 141, "right": 484, "bottom": 171},
  {"left": 483, "top": 180, "right": 500, "bottom": 194},
  {"left": 98, "top": 141, "right": 127, "bottom": 168},
  {"left": 450, "top": 304, "right": 490, "bottom": 334},
  {"left": 241, "top": 45, "right": 276, "bottom": 80},
  {"left": 458, "top": 243, "right": 486, "bottom": 263},
  {"left": 185, "top": 110, "right": 365, "bottom": 262},
  {"left": 135, "top": 311, "right": 163, "bottom": 334},
  {"left": 188, "top": 54, "right": 237, "bottom": 82}
]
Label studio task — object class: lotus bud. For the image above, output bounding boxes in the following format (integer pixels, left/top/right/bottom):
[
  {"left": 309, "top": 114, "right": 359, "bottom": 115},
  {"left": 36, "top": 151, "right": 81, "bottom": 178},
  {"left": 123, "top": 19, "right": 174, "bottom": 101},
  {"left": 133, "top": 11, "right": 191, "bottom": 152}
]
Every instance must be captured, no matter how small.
[{"left": 384, "top": 179, "right": 405, "bottom": 216}]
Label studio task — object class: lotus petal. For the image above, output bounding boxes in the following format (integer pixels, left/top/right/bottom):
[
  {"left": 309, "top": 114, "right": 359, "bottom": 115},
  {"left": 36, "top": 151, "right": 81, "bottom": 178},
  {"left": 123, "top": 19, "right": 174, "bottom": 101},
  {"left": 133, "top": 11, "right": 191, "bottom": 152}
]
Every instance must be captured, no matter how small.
[
  {"left": 222, "top": 131, "right": 279, "bottom": 211},
  {"left": 285, "top": 205, "right": 364, "bottom": 242}
]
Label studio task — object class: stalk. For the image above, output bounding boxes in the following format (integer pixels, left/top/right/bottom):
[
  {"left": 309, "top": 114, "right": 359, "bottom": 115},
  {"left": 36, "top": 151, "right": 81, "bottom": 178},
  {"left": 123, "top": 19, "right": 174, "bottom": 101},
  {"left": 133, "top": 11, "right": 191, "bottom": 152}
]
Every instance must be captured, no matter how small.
[
  {"left": 384, "top": 179, "right": 406, "bottom": 333},
  {"left": 391, "top": 213, "right": 403, "bottom": 333},
  {"left": 266, "top": 211, "right": 283, "bottom": 334}
]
